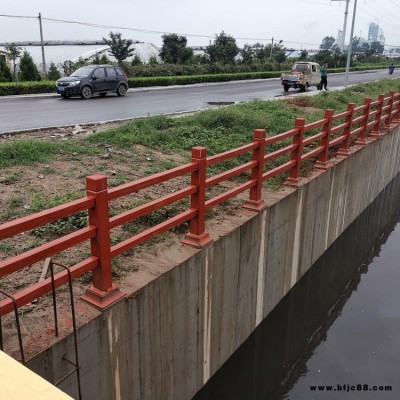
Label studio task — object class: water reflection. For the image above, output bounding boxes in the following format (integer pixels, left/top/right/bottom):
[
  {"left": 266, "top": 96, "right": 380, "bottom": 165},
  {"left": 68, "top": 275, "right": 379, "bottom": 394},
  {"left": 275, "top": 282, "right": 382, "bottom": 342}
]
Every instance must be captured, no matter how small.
[{"left": 193, "top": 176, "right": 400, "bottom": 400}]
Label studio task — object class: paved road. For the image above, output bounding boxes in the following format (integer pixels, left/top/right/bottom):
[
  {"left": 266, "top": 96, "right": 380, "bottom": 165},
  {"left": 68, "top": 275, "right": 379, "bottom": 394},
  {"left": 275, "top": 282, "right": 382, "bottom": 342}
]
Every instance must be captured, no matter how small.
[{"left": 0, "top": 69, "right": 395, "bottom": 133}]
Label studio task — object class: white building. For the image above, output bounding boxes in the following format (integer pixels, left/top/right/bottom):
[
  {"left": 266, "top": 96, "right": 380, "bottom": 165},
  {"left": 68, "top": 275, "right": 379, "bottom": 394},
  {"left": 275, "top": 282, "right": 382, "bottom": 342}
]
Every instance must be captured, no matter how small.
[{"left": 0, "top": 40, "right": 160, "bottom": 73}]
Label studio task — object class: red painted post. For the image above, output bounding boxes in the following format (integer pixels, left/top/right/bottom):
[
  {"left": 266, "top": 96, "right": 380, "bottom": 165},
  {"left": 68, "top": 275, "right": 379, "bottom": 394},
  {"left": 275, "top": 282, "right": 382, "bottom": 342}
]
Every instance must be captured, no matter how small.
[
  {"left": 243, "top": 129, "right": 267, "bottom": 211},
  {"left": 315, "top": 109, "right": 333, "bottom": 170},
  {"left": 384, "top": 91, "right": 395, "bottom": 129},
  {"left": 286, "top": 118, "right": 305, "bottom": 186},
  {"left": 81, "top": 175, "right": 124, "bottom": 309},
  {"left": 394, "top": 90, "right": 400, "bottom": 124},
  {"left": 182, "top": 147, "right": 213, "bottom": 248},
  {"left": 355, "top": 97, "right": 371, "bottom": 145},
  {"left": 371, "top": 94, "right": 385, "bottom": 137},
  {"left": 338, "top": 103, "right": 355, "bottom": 156}
]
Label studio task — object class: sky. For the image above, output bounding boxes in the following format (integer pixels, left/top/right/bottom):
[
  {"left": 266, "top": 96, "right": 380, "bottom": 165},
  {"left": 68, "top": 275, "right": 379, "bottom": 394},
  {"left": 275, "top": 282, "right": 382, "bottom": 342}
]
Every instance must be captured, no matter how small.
[{"left": 1, "top": 0, "right": 399, "bottom": 49}]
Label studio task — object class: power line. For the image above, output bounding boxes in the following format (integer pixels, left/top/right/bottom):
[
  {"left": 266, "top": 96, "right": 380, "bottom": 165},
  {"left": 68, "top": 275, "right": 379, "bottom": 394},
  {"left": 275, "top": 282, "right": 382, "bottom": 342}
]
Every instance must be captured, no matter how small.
[
  {"left": 0, "top": 13, "right": 36, "bottom": 19},
  {"left": 359, "top": 0, "right": 400, "bottom": 36},
  {"left": 388, "top": 0, "right": 400, "bottom": 10},
  {"left": 0, "top": 13, "right": 323, "bottom": 47},
  {"left": 1, "top": 10, "right": 398, "bottom": 49}
]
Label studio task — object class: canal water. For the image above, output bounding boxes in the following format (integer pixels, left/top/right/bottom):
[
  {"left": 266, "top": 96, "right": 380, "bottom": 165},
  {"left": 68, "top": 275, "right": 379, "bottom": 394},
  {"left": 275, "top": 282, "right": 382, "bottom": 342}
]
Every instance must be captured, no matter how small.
[{"left": 193, "top": 176, "right": 400, "bottom": 400}]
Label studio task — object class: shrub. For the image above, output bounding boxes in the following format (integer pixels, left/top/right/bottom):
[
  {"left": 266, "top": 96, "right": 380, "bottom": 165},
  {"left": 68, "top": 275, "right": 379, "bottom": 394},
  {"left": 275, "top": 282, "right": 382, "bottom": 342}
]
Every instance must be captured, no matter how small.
[
  {"left": 19, "top": 50, "right": 41, "bottom": 81},
  {"left": 0, "top": 58, "right": 12, "bottom": 82}
]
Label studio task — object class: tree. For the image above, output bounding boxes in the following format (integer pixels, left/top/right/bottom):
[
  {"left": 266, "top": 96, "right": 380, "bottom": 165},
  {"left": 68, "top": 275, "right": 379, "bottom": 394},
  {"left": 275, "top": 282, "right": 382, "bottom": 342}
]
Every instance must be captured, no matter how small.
[
  {"left": 62, "top": 60, "right": 75, "bottom": 76},
  {"left": 313, "top": 49, "right": 332, "bottom": 65},
  {"left": 240, "top": 44, "right": 255, "bottom": 65},
  {"left": 320, "top": 36, "right": 336, "bottom": 50},
  {"left": 370, "top": 41, "right": 384, "bottom": 55},
  {"left": 92, "top": 52, "right": 109, "bottom": 64},
  {"left": 47, "top": 62, "right": 61, "bottom": 80},
  {"left": 352, "top": 37, "right": 362, "bottom": 52},
  {"left": 0, "top": 57, "right": 12, "bottom": 82},
  {"left": 160, "top": 33, "right": 193, "bottom": 64},
  {"left": 5, "top": 43, "right": 21, "bottom": 81},
  {"left": 299, "top": 49, "right": 308, "bottom": 60},
  {"left": 331, "top": 47, "right": 345, "bottom": 68},
  {"left": 274, "top": 49, "right": 287, "bottom": 69},
  {"left": 264, "top": 39, "right": 284, "bottom": 61},
  {"left": 131, "top": 54, "right": 143, "bottom": 66},
  {"left": 19, "top": 50, "right": 41, "bottom": 81},
  {"left": 148, "top": 55, "right": 159, "bottom": 65},
  {"left": 103, "top": 31, "right": 135, "bottom": 63},
  {"left": 253, "top": 43, "right": 267, "bottom": 62},
  {"left": 73, "top": 57, "right": 87, "bottom": 69},
  {"left": 206, "top": 31, "right": 239, "bottom": 64}
]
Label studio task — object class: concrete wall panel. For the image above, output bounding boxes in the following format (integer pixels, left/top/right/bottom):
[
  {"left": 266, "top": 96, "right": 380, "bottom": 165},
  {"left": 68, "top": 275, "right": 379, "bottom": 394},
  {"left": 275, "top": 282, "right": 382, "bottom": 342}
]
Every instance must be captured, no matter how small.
[
  {"left": 206, "top": 229, "right": 241, "bottom": 377},
  {"left": 235, "top": 215, "right": 262, "bottom": 346}
]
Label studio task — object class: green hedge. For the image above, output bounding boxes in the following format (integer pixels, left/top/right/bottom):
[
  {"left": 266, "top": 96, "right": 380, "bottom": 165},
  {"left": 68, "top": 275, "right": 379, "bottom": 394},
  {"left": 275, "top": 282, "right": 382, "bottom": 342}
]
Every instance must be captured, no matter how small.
[
  {"left": 0, "top": 81, "right": 56, "bottom": 96},
  {"left": 128, "top": 71, "right": 281, "bottom": 88}
]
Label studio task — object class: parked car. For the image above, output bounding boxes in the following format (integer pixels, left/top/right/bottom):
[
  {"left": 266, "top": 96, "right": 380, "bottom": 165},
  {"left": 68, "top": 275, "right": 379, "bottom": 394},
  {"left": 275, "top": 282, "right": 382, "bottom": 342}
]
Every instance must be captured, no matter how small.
[
  {"left": 56, "top": 65, "right": 128, "bottom": 99},
  {"left": 281, "top": 62, "right": 321, "bottom": 92}
]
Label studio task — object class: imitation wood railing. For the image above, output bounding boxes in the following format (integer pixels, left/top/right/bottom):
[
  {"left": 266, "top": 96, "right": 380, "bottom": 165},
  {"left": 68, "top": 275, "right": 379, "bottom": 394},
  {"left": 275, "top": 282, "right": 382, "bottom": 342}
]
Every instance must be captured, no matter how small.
[{"left": 1, "top": 90, "right": 400, "bottom": 315}]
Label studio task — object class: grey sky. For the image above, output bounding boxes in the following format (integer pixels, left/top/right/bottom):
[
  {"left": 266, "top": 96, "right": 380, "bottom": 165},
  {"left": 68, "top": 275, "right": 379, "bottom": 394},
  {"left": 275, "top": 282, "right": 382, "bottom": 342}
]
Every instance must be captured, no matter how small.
[{"left": 1, "top": 0, "right": 399, "bottom": 49}]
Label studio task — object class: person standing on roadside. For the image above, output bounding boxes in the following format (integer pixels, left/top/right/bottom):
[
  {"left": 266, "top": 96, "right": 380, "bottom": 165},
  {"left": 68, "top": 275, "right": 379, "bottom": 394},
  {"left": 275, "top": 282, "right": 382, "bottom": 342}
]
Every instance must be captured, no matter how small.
[{"left": 319, "top": 62, "right": 328, "bottom": 91}]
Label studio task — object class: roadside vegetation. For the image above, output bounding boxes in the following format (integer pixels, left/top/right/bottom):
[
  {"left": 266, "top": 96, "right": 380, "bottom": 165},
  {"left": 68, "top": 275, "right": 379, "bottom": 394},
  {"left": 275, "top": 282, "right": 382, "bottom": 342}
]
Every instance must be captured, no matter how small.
[{"left": 1, "top": 77, "right": 399, "bottom": 211}]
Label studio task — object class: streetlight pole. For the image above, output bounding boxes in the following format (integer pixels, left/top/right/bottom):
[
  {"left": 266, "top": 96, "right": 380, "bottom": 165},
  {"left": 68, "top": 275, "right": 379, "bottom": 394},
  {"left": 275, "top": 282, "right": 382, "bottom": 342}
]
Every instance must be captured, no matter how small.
[
  {"left": 341, "top": 0, "right": 350, "bottom": 51},
  {"left": 344, "top": 0, "right": 358, "bottom": 87},
  {"left": 331, "top": 0, "right": 350, "bottom": 51}
]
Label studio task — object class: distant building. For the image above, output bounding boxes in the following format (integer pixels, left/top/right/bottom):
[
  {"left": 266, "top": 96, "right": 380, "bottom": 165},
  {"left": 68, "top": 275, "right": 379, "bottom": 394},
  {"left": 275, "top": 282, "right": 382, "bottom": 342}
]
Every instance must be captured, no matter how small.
[
  {"left": 0, "top": 40, "right": 160, "bottom": 74},
  {"left": 368, "top": 23, "right": 379, "bottom": 42},
  {"left": 384, "top": 46, "right": 400, "bottom": 58},
  {"left": 336, "top": 29, "right": 344, "bottom": 50},
  {"left": 0, "top": 49, "right": 11, "bottom": 70},
  {"left": 345, "top": 22, "right": 385, "bottom": 53},
  {"left": 367, "top": 22, "right": 385, "bottom": 44}
]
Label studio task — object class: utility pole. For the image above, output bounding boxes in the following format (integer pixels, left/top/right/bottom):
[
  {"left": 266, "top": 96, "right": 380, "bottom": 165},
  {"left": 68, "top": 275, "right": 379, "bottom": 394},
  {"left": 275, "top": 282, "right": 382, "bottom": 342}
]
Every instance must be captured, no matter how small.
[
  {"left": 344, "top": 0, "right": 358, "bottom": 87},
  {"left": 270, "top": 37, "right": 274, "bottom": 58},
  {"left": 38, "top": 13, "right": 47, "bottom": 77}
]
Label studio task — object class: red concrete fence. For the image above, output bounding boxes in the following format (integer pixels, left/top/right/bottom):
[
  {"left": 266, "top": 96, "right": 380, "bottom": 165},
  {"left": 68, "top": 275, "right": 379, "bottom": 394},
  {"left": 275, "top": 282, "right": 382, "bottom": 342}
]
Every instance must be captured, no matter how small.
[{"left": 1, "top": 90, "right": 400, "bottom": 316}]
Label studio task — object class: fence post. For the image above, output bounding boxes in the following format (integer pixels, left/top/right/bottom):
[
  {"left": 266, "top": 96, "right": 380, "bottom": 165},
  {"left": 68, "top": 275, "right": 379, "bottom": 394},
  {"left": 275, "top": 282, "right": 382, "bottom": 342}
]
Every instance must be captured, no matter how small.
[
  {"left": 355, "top": 97, "right": 371, "bottom": 145},
  {"left": 384, "top": 91, "right": 395, "bottom": 129},
  {"left": 182, "top": 147, "right": 213, "bottom": 248},
  {"left": 393, "top": 90, "right": 400, "bottom": 124},
  {"left": 315, "top": 109, "right": 333, "bottom": 170},
  {"left": 81, "top": 175, "right": 124, "bottom": 310},
  {"left": 286, "top": 118, "right": 305, "bottom": 186},
  {"left": 338, "top": 103, "right": 355, "bottom": 156},
  {"left": 243, "top": 129, "right": 267, "bottom": 212},
  {"left": 371, "top": 94, "right": 385, "bottom": 137}
]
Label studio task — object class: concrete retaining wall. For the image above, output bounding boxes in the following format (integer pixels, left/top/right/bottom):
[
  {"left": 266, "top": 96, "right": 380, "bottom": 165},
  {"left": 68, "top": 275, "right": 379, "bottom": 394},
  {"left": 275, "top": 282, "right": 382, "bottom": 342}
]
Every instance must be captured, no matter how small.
[{"left": 27, "top": 125, "right": 400, "bottom": 399}]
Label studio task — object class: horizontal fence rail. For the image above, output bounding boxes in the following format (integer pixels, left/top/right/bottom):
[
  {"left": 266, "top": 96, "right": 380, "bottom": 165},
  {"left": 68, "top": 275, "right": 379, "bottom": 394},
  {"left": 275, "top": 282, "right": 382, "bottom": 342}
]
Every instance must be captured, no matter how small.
[{"left": 1, "top": 90, "right": 400, "bottom": 316}]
